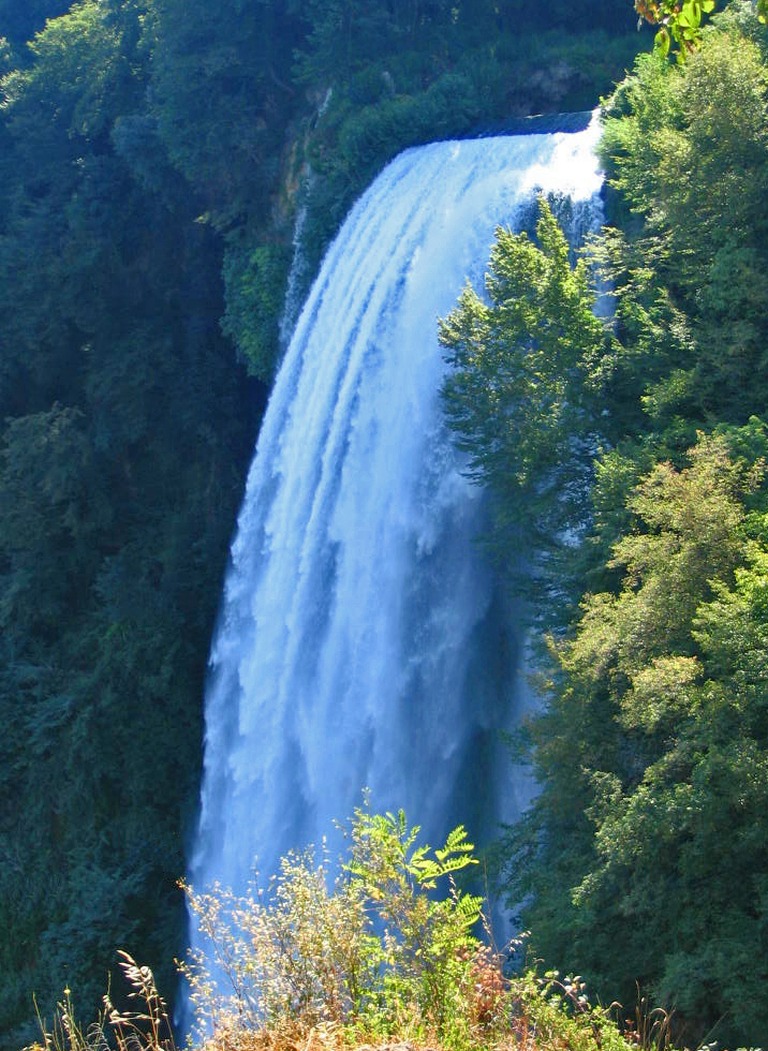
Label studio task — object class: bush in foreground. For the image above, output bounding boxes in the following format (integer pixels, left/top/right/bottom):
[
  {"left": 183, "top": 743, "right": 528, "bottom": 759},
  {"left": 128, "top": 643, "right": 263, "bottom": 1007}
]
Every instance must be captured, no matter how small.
[{"left": 25, "top": 807, "right": 697, "bottom": 1051}]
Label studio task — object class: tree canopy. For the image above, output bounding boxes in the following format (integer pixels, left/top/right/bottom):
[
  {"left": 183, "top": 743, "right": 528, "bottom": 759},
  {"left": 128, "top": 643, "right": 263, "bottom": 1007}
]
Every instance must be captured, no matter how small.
[{"left": 440, "top": 7, "right": 768, "bottom": 1045}]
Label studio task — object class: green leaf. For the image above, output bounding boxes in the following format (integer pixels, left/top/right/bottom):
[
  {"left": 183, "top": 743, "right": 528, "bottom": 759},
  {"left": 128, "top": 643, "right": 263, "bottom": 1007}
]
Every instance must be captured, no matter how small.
[{"left": 654, "top": 26, "right": 671, "bottom": 57}]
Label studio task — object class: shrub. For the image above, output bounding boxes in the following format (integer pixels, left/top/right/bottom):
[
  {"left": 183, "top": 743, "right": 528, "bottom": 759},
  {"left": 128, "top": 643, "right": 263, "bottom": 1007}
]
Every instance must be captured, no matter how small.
[
  {"left": 181, "top": 806, "right": 503, "bottom": 1051},
  {"left": 24, "top": 807, "right": 655, "bottom": 1051}
]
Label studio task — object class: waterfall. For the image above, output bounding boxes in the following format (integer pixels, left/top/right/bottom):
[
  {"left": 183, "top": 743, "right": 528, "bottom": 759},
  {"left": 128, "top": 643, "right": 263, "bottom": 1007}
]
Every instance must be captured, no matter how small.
[{"left": 189, "top": 119, "right": 604, "bottom": 922}]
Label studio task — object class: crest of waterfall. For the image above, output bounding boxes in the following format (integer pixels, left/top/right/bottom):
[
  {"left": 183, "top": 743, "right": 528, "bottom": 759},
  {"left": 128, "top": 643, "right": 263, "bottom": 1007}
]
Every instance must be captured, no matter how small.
[{"left": 189, "top": 119, "right": 604, "bottom": 923}]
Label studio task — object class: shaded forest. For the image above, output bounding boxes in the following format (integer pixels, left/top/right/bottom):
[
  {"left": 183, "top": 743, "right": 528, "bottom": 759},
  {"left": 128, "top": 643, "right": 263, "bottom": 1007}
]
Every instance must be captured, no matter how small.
[{"left": 0, "top": 1, "right": 637, "bottom": 1044}]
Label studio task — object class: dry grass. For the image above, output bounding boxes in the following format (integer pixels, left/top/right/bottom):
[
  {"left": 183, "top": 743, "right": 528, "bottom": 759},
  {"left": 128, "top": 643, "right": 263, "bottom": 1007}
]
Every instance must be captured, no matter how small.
[
  {"left": 25, "top": 958, "right": 665, "bottom": 1051},
  {"left": 27, "top": 951, "right": 176, "bottom": 1051}
]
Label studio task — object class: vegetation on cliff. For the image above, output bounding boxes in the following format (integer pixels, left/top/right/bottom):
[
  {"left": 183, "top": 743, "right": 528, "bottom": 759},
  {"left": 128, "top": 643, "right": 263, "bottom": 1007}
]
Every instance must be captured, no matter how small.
[{"left": 441, "top": 5, "right": 768, "bottom": 1046}]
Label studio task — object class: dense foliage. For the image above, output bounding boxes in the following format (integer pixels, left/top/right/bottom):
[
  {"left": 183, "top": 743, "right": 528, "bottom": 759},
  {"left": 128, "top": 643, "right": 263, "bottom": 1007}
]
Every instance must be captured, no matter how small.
[
  {"left": 441, "top": 5, "right": 768, "bottom": 1047},
  {"left": 0, "top": 1, "right": 257, "bottom": 1040},
  {"left": 0, "top": 0, "right": 638, "bottom": 1045},
  {"left": 441, "top": 199, "right": 613, "bottom": 595}
]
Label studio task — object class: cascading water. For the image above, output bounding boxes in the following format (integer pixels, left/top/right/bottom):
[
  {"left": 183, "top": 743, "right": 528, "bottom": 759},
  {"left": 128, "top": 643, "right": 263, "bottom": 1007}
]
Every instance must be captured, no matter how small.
[{"left": 189, "top": 119, "right": 604, "bottom": 929}]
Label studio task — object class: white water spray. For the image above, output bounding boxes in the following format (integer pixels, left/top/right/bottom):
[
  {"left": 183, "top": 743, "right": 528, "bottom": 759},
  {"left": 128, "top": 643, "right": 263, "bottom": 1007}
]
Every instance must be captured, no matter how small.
[{"left": 189, "top": 121, "right": 604, "bottom": 917}]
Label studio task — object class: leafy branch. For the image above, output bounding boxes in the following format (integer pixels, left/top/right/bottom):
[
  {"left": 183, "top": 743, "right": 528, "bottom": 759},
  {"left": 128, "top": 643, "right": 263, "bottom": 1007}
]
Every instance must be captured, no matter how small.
[{"left": 635, "top": 0, "right": 767, "bottom": 59}]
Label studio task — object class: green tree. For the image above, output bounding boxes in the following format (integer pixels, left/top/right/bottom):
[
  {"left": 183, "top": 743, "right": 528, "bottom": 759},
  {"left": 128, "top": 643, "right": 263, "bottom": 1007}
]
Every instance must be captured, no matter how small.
[
  {"left": 146, "top": 0, "right": 301, "bottom": 233},
  {"left": 0, "top": 2, "right": 254, "bottom": 1042},
  {"left": 506, "top": 432, "right": 768, "bottom": 1047},
  {"left": 599, "top": 16, "right": 768, "bottom": 424},
  {"left": 440, "top": 197, "right": 613, "bottom": 593},
  {"left": 0, "top": 0, "right": 71, "bottom": 51}
]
